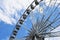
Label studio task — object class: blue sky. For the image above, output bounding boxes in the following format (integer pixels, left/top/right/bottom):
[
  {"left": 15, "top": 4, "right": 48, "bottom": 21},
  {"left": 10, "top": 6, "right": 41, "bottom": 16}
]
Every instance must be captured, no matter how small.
[{"left": 0, "top": 0, "right": 60, "bottom": 40}]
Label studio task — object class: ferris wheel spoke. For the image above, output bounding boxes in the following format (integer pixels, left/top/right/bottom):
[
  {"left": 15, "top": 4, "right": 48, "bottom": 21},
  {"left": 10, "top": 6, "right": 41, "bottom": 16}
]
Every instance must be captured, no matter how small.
[
  {"left": 41, "top": 7, "right": 60, "bottom": 32},
  {"left": 43, "top": 1, "right": 58, "bottom": 26},
  {"left": 40, "top": 17, "right": 60, "bottom": 33},
  {"left": 39, "top": 31, "right": 60, "bottom": 38}
]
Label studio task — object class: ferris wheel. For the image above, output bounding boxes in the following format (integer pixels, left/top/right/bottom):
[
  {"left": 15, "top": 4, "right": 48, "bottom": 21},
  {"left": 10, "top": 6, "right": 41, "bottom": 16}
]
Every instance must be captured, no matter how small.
[{"left": 9, "top": 0, "right": 60, "bottom": 40}]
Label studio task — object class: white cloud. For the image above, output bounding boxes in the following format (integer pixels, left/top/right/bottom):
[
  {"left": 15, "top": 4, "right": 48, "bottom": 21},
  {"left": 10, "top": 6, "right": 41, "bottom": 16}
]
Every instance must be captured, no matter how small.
[
  {"left": 0, "top": 0, "right": 33, "bottom": 25},
  {"left": 44, "top": 0, "right": 60, "bottom": 7}
]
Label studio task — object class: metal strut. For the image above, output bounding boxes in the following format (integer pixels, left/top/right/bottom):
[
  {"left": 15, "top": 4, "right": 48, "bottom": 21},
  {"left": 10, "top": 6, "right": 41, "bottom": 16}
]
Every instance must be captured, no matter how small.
[
  {"left": 39, "top": 31, "right": 60, "bottom": 38},
  {"left": 9, "top": 0, "right": 43, "bottom": 40}
]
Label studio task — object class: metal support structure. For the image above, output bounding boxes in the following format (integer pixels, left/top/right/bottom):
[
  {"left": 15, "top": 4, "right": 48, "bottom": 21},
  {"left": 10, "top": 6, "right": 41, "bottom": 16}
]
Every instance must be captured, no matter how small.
[
  {"left": 34, "top": 37, "right": 44, "bottom": 40},
  {"left": 38, "top": 37, "right": 44, "bottom": 40},
  {"left": 9, "top": 0, "right": 60, "bottom": 40},
  {"left": 39, "top": 31, "right": 60, "bottom": 38},
  {"left": 9, "top": 0, "right": 43, "bottom": 40}
]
